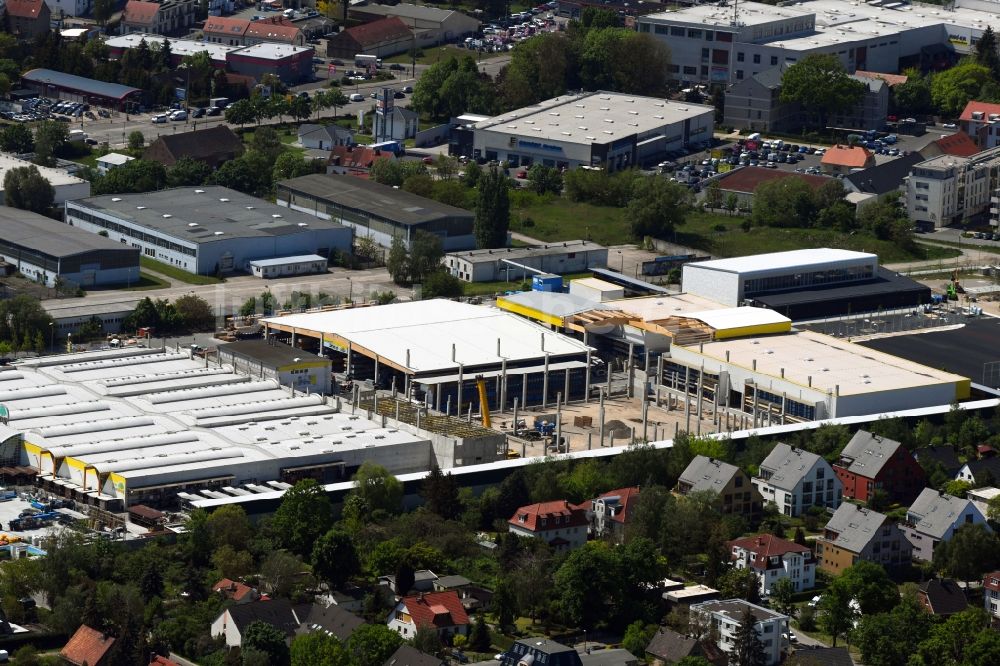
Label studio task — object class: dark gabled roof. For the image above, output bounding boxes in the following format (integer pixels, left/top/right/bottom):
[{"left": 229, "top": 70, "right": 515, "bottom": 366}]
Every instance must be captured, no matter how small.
[
  {"left": 221, "top": 339, "right": 327, "bottom": 370},
  {"left": 644, "top": 627, "right": 697, "bottom": 662},
  {"left": 22, "top": 69, "right": 140, "bottom": 101},
  {"left": 838, "top": 430, "right": 902, "bottom": 478},
  {"left": 844, "top": 151, "right": 923, "bottom": 195},
  {"left": 790, "top": 647, "right": 855, "bottom": 666},
  {"left": 914, "top": 445, "right": 962, "bottom": 476},
  {"left": 906, "top": 488, "right": 979, "bottom": 540},
  {"left": 227, "top": 599, "right": 299, "bottom": 637},
  {"left": 295, "top": 603, "right": 365, "bottom": 641},
  {"left": 384, "top": 644, "right": 444, "bottom": 666},
  {"left": 146, "top": 125, "right": 244, "bottom": 162},
  {"left": 918, "top": 579, "right": 969, "bottom": 616},
  {"left": 678, "top": 455, "right": 741, "bottom": 493},
  {"left": 962, "top": 457, "right": 1000, "bottom": 484},
  {"left": 0, "top": 207, "right": 138, "bottom": 260}
]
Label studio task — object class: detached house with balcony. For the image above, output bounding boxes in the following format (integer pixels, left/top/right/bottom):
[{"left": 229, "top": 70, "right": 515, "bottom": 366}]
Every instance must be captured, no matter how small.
[
  {"left": 753, "top": 443, "right": 842, "bottom": 517},
  {"left": 677, "top": 456, "right": 761, "bottom": 517},
  {"left": 589, "top": 486, "right": 640, "bottom": 542},
  {"left": 728, "top": 534, "right": 816, "bottom": 596},
  {"left": 983, "top": 571, "right": 1000, "bottom": 623},
  {"left": 386, "top": 591, "right": 469, "bottom": 641},
  {"left": 834, "top": 430, "right": 926, "bottom": 505},
  {"left": 508, "top": 500, "right": 588, "bottom": 551},
  {"left": 689, "top": 600, "right": 789, "bottom": 666},
  {"left": 904, "top": 487, "right": 989, "bottom": 562},
  {"left": 816, "top": 503, "right": 912, "bottom": 575}
]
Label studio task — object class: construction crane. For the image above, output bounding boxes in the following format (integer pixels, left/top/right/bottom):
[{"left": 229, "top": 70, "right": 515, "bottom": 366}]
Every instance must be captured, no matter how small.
[{"left": 475, "top": 375, "right": 491, "bottom": 428}]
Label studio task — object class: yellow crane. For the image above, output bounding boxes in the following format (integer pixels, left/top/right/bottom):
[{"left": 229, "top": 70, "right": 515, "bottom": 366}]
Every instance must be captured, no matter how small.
[{"left": 475, "top": 375, "right": 491, "bottom": 428}]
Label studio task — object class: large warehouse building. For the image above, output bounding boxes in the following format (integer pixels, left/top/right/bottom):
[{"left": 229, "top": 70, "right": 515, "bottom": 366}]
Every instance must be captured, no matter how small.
[
  {"left": 0, "top": 346, "right": 502, "bottom": 512},
  {"left": 276, "top": 174, "right": 476, "bottom": 251},
  {"left": 65, "top": 187, "right": 353, "bottom": 276},
  {"left": 1, "top": 208, "right": 140, "bottom": 288},
  {"left": 637, "top": 0, "right": 1000, "bottom": 86},
  {"left": 21, "top": 69, "right": 142, "bottom": 110},
  {"left": 681, "top": 249, "right": 930, "bottom": 319},
  {"left": 452, "top": 91, "right": 715, "bottom": 171},
  {"left": 262, "top": 299, "right": 594, "bottom": 411},
  {"left": 0, "top": 153, "right": 90, "bottom": 206}
]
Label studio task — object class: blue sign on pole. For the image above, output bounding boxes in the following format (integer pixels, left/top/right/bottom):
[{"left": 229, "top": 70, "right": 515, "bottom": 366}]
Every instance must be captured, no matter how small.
[{"left": 175, "top": 87, "right": 187, "bottom": 101}]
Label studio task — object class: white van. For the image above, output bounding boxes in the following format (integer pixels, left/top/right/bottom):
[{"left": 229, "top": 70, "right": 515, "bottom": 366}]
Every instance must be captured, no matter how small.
[{"left": 349, "top": 93, "right": 364, "bottom": 102}]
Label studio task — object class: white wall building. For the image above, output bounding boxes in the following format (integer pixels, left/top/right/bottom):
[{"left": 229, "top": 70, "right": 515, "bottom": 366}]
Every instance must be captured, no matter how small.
[
  {"left": 690, "top": 599, "right": 789, "bottom": 666},
  {"left": 95, "top": 152, "right": 135, "bottom": 175},
  {"left": 728, "top": 534, "right": 817, "bottom": 595},
  {"left": 905, "top": 146, "right": 1000, "bottom": 229},
  {"left": 904, "top": 487, "right": 990, "bottom": 562},
  {"left": 753, "top": 443, "right": 842, "bottom": 517},
  {"left": 467, "top": 91, "right": 714, "bottom": 171},
  {"left": 0, "top": 153, "right": 90, "bottom": 205}
]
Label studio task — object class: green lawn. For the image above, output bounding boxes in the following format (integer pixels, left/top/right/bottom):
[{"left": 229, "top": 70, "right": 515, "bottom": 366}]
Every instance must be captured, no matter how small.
[
  {"left": 123, "top": 272, "right": 171, "bottom": 291},
  {"left": 509, "top": 196, "right": 961, "bottom": 264},
  {"left": 384, "top": 44, "right": 507, "bottom": 66},
  {"left": 139, "top": 257, "right": 224, "bottom": 285},
  {"left": 462, "top": 271, "right": 593, "bottom": 297},
  {"left": 918, "top": 238, "right": 1000, "bottom": 255}
]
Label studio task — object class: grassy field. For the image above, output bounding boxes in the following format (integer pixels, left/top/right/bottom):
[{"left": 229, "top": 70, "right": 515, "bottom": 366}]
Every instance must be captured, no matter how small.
[
  {"left": 123, "top": 272, "right": 170, "bottom": 291},
  {"left": 384, "top": 44, "right": 507, "bottom": 66},
  {"left": 140, "top": 257, "right": 224, "bottom": 285},
  {"left": 461, "top": 271, "right": 593, "bottom": 296},
  {"left": 509, "top": 195, "right": 960, "bottom": 264}
]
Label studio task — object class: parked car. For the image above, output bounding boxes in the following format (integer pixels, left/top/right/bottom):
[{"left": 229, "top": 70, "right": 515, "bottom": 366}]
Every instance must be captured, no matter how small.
[
  {"left": 151, "top": 114, "right": 168, "bottom": 123},
  {"left": 402, "top": 85, "right": 413, "bottom": 93},
  {"left": 169, "top": 110, "right": 187, "bottom": 121},
  {"left": 393, "top": 91, "right": 405, "bottom": 99},
  {"left": 191, "top": 107, "right": 206, "bottom": 118},
  {"left": 389, "top": 63, "right": 405, "bottom": 71},
  {"left": 349, "top": 93, "right": 364, "bottom": 102}
]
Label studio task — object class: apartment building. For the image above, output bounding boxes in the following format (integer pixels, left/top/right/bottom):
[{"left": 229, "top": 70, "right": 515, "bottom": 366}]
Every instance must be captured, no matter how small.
[
  {"left": 816, "top": 503, "right": 912, "bottom": 575},
  {"left": 689, "top": 600, "right": 789, "bottom": 666},
  {"left": 753, "top": 444, "right": 842, "bottom": 517},
  {"left": 728, "top": 534, "right": 816, "bottom": 596},
  {"left": 983, "top": 571, "right": 1000, "bottom": 623},
  {"left": 906, "top": 145, "right": 1000, "bottom": 230},
  {"left": 677, "top": 456, "right": 762, "bottom": 518}
]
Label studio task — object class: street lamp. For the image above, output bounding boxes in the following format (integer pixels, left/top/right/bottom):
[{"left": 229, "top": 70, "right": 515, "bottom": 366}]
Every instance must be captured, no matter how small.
[
  {"left": 48, "top": 322, "right": 54, "bottom": 354},
  {"left": 617, "top": 250, "right": 623, "bottom": 273},
  {"left": 346, "top": 276, "right": 352, "bottom": 304}
]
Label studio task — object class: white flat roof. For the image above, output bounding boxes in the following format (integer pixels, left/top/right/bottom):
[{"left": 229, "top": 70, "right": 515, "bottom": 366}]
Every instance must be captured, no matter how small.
[
  {"left": 97, "top": 153, "right": 135, "bottom": 166},
  {"left": 603, "top": 293, "right": 727, "bottom": 322},
  {"left": 644, "top": 2, "right": 810, "bottom": 28},
  {"left": 684, "top": 307, "right": 790, "bottom": 331},
  {"left": 474, "top": 91, "right": 714, "bottom": 147},
  {"left": 237, "top": 42, "right": 312, "bottom": 60},
  {"left": 687, "top": 248, "right": 875, "bottom": 275},
  {"left": 249, "top": 254, "right": 326, "bottom": 268},
  {"left": 684, "top": 330, "right": 967, "bottom": 396},
  {"left": 0, "top": 153, "right": 86, "bottom": 187},
  {"left": 104, "top": 34, "right": 238, "bottom": 62},
  {"left": 264, "top": 299, "right": 591, "bottom": 374},
  {"left": 571, "top": 277, "right": 621, "bottom": 293}
]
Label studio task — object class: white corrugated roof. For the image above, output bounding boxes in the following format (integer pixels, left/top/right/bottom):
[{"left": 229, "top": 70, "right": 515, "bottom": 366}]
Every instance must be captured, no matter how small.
[
  {"left": 249, "top": 254, "right": 326, "bottom": 268},
  {"left": 688, "top": 249, "right": 875, "bottom": 274},
  {"left": 684, "top": 307, "right": 790, "bottom": 331}
]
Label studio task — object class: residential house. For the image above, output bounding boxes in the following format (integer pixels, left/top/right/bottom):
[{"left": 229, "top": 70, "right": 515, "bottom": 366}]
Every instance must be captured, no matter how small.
[
  {"left": 677, "top": 456, "right": 762, "bottom": 517},
  {"left": 499, "top": 638, "right": 584, "bottom": 666},
  {"left": 46, "top": 0, "right": 93, "bottom": 18},
  {"left": 385, "top": 645, "right": 446, "bottom": 666},
  {"left": 203, "top": 16, "right": 249, "bottom": 46},
  {"left": 212, "top": 599, "right": 301, "bottom": 647},
  {"left": 728, "top": 533, "right": 816, "bottom": 595},
  {"left": 956, "top": 457, "right": 1000, "bottom": 486},
  {"left": 5, "top": 0, "right": 50, "bottom": 40},
  {"left": 590, "top": 486, "right": 640, "bottom": 542},
  {"left": 854, "top": 70, "right": 908, "bottom": 87},
  {"left": 904, "top": 487, "right": 990, "bottom": 561},
  {"left": 960, "top": 100, "right": 1000, "bottom": 148},
  {"left": 508, "top": 500, "right": 588, "bottom": 551},
  {"left": 143, "top": 125, "right": 245, "bottom": 168},
  {"left": 60, "top": 625, "right": 115, "bottom": 666},
  {"left": 820, "top": 145, "right": 875, "bottom": 175},
  {"left": 644, "top": 627, "right": 727, "bottom": 666},
  {"left": 788, "top": 648, "right": 855, "bottom": 666},
  {"left": 917, "top": 579, "right": 969, "bottom": 617},
  {"left": 914, "top": 445, "right": 963, "bottom": 479},
  {"left": 842, "top": 151, "right": 923, "bottom": 207},
  {"left": 689, "top": 599, "right": 789, "bottom": 666},
  {"left": 919, "top": 131, "right": 981, "bottom": 159},
  {"left": 753, "top": 443, "right": 842, "bottom": 517},
  {"left": 712, "top": 167, "right": 829, "bottom": 213},
  {"left": 386, "top": 590, "right": 469, "bottom": 640},
  {"left": 430, "top": 574, "right": 487, "bottom": 611},
  {"left": 968, "top": 486, "right": 1000, "bottom": 519},
  {"left": 816, "top": 503, "right": 912, "bottom": 575},
  {"left": 905, "top": 145, "right": 1000, "bottom": 230},
  {"left": 96, "top": 152, "right": 136, "bottom": 175},
  {"left": 326, "top": 17, "right": 414, "bottom": 60},
  {"left": 245, "top": 17, "right": 306, "bottom": 47},
  {"left": 378, "top": 569, "right": 439, "bottom": 595},
  {"left": 327, "top": 145, "right": 397, "bottom": 176},
  {"left": 212, "top": 578, "right": 259, "bottom": 604},
  {"left": 834, "top": 430, "right": 927, "bottom": 504},
  {"left": 374, "top": 106, "right": 420, "bottom": 142},
  {"left": 121, "top": 0, "right": 197, "bottom": 35},
  {"left": 828, "top": 75, "right": 889, "bottom": 132},
  {"left": 294, "top": 602, "right": 366, "bottom": 642},
  {"left": 983, "top": 570, "right": 1000, "bottom": 622},
  {"left": 150, "top": 656, "right": 181, "bottom": 666},
  {"left": 299, "top": 124, "right": 354, "bottom": 151},
  {"left": 326, "top": 585, "right": 366, "bottom": 613}
]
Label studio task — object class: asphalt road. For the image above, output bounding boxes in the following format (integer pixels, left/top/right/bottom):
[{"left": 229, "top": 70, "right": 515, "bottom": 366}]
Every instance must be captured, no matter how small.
[{"left": 858, "top": 316, "right": 1000, "bottom": 386}]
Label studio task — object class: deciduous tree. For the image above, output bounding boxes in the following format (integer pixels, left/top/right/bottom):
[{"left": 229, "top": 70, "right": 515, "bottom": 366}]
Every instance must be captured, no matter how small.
[
  {"left": 270, "top": 479, "right": 334, "bottom": 556},
  {"left": 311, "top": 529, "right": 359, "bottom": 589},
  {"left": 3, "top": 165, "right": 54, "bottom": 214},
  {"left": 780, "top": 54, "right": 866, "bottom": 128},
  {"left": 474, "top": 164, "right": 510, "bottom": 249},
  {"left": 626, "top": 176, "right": 691, "bottom": 240}
]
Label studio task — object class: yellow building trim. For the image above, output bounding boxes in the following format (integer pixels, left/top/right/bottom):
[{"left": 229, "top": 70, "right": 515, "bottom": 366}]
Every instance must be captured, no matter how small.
[
  {"left": 713, "top": 321, "right": 791, "bottom": 340},
  {"left": 23, "top": 442, "right": 41, "bottom": 456},
  {"left": 496, "top": 298, "right": 564, "bottom": 328},
  {"left": 109, "top": 472, "right": 127, "bottom": 497},
  {"left": 65, "top": 457, "right": 87, "bottom": 471},
  {"left": 955, "top": 378, "right": 972, "bottom": 401}
]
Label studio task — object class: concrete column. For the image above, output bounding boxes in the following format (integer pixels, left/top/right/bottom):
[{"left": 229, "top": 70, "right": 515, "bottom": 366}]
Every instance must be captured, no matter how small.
[
  {"left": 521, "top": 374, "right": 528, "bottom": 410},
  {"left": 656, "top": 354, "right": 664, "bottom": 407},
  {"left": 781, "top": 392, "right": 787, "bottom": 425},
  {"left": 563, "top": 368, "right": 570, "bottom": 406},
  {"left": 500, "top": 359, "right": 507, "bottom": 412},
  {"left": 374, "top": 355, "right": 380, "bottom": 384},
  {"left": 588, "top": 432, "right": 592, "bottom": 450},
  {"left": 435, "top": 385, "right": 441, "bottom": 412},
  {"left": 555, "top": 394, "right": 562, "bottom": 453},
  {"left": 753, "top": 388, "right": 760, "bottom": 428},
  {"left": 446, "top": 395, "right": 452, "bottom": 417},
  {"left": 684, "top": 366, "right": 691, "bottom": 434},
  {"left": 627, "top": 343, "right": 635, "bottom": 399},
  {"left": 291, "top": 327, "right": 297, "bottom": 348},
  {"left": 319, "top": 332, "right": 325, "bottom": 357},
  {"left": 457, "top": 364, "right": 464, "bottom": 417},
  {"left": 346, "top": 341, "right": 352, "bottom": 376},
  {"left": 542, "top": 353, "right": 550, "bottom": 409},
  {"left": 598, "top": 389, "right": 606, "bottom": 447},
  {"left": 641, "top": 395, "right": 648, "bottom": 442},
  {"left": 696, "top": 368, "right": 704, "bottom": 437},
  {"left": 513, "top": 398, "right": 519, "bottom": 438},
  {"left": 395, "top": 401, "right": 400, "bottom": 422}
]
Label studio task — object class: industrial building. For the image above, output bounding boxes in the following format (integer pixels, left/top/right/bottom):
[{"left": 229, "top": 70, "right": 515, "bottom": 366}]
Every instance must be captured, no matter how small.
[
  {"left": 681, "top": 249, "right": 930, "bottom": 319},
  {"left": 20, "top": 69, "right": 142, "bottom": 111},
  {"left": 452, "top": 91, "right": 715, "bottom": 171},
  {"left": 349, "top": 3, "right": 480, "bottom": 47},
  {"left": 637, "top": 0, "right": 999, "bottom": 86},
  {"left": 444, "top": 241, "right": 607, "bottom": 283},
  {"left": 0, "top": 153, "right": 90, "bottom": 205},
  {"left": 276, "top": 174, "right": 476, "bottom": 251},
  {"left": 905, "top": 145, "right": 1000, "bottom": 230},
  {"left": 217, "top": 339, "right": 333, "bottom": 394},
  {"left": 262, "top": 299, "right": 595, "bottom": 412},
  {"left": 0, "top": 207, "right": 140, "bottom": 288},
  {"left": 2, "top": 345, "right": 500, "bottom": 512},
  {"left": 248, "top": 254, "right": 327, "bottom": 279},
  {"left": 64, "top": 187, "right": 353, "bottom": 276}
]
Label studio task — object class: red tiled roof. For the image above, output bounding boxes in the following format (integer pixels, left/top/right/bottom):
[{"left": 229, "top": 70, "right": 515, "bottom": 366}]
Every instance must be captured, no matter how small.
[
  {"left": 597, "top": 486, "right": 640, "bottom": 524},
  {"left": 983, "top": 571, "right": 1000, "bottom": 592},
  {"left": 401, "top": 591, "right": 470, "bottom": 629},
  {"left": 123, "top": 0, "right": 160, "bottom": 24},
  {"left": 61, "top": 625, "right": 115, "bottom": 666},
  {"left": 213, "top": 578, "right": 256, "bottom": 602},
  {"left": 6, "top": 0, "right": 45, "bottom": 19},
  {"left": 330, "top": 146, "right": 395, "bottom": 170},
  {"left": 932, "top": 131, "right": 980, "bottom": 157},
  {"left": 854, "top": 70, "right": 908, "bottom": 87},
  {"left": 343, "top": 16, "right": 412, "bottom": 47},
  {"left": 150, "top": 656, "right": 181, "bottom": 666},
  {"left": 204, "top": 16, "right": 250, "bottom": 37},
  {"left": 960, "top": 100, "right": 1000, "bottom": 123},
  {"left": 728, "top": 534, "right": 812, "bottom": 570},
  {"left": 820, "top": 145, "right": 873, "bottom": 168},
  {"left": 245, "top": 16, "right": 302, "bottom": 42},
  {"left": 716, "top": 166, "right": 829, "bottom": 194},
  {"left": 509, "top": 500, "right": 589, "bottom": 532}
]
